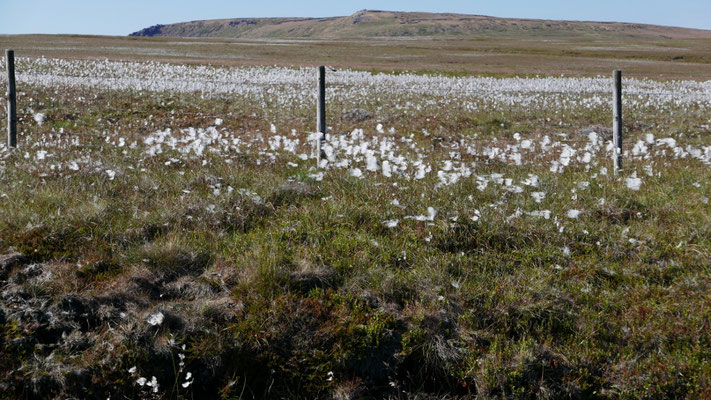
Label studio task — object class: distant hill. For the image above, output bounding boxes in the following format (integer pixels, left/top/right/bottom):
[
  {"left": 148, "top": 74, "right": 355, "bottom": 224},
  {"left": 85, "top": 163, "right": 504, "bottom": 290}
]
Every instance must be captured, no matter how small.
[{"left": 129, "top": 10, "right": 711, "bottom": 40}]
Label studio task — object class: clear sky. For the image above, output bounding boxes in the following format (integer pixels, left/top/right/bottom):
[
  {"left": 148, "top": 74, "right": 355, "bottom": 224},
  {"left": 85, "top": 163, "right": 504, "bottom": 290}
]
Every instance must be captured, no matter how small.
[{"left": 1, "top": 0, "right": 710, "bottom": 36}]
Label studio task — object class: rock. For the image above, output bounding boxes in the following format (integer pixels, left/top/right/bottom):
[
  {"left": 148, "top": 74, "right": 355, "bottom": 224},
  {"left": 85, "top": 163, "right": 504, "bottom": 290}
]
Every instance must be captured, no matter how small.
[
  {"left": 0, "top": 252, "right": 26, "bottom": 280},
  {"left": 341, "top": 108, "right": 373, "bottom": 123}
]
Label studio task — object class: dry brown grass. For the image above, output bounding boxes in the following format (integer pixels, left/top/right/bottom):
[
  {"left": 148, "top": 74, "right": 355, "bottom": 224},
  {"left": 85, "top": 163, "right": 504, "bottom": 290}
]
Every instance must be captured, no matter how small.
[{"left": 2, "top": 33, "right": 711, "bottom": 79}]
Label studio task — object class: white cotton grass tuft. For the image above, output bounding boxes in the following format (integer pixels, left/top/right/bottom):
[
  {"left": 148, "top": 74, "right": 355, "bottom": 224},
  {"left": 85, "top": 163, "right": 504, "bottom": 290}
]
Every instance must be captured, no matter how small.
[
  {"left": 470, "top": 209, "right": 481, "bottom": 221},
  {"left": 136, "top": 375, "right": 159, "bottom": 392},
  {"left": 522, "top": 174, "right": 539, "bottom": 187},
  {"left": 182, "top": 372, "right": 193, "bottom": 388},
  {"left": 308, "top": 172, "right": 324, "bottom": 181},
  {"left": 349, "top": 168, "right": 363, "bottom": 178},
  {"left": 366, "top": 153, "right": 379, "bottom": 172},
  {"left": 382, "top": 219, "right": 399, "bottom": 228},
  {"left": 405, "top": 207, "right": 438, "bottom": 222},
  {"left": 625, "top": 173, "right": 643, "bottom": 191},
  {"left": 390, "top": 199, "right": 405, "bottom": 209},
  {"left": 531, "top": 192, "right": 546, "bottom": 203},
  {"left": 382, "top": 161, "right": 392, "bottom": 177},
  {"left": 526, "top": 210, "right": 551, "bottom": 219},
  {"left": 146, "top": 376, "right": 159, "bottom": 393},
  {"left": 34, "top": 113, "right": 46, "bottom": 126},
  {"left": 567, "top": 209, "right": 581, "bottom": 219},
  {"left": 147, "top": 312, "right": 164, "bottom": 326}
]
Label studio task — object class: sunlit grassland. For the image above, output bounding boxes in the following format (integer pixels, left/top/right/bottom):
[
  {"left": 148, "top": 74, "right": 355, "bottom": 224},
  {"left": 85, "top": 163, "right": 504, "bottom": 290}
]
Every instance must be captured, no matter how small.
[
  {"left": 3, "top": 33, "right": 711, "bottom": 80},
  {"left": 0, "top": 60, "right": 710, "bottom": 399}
]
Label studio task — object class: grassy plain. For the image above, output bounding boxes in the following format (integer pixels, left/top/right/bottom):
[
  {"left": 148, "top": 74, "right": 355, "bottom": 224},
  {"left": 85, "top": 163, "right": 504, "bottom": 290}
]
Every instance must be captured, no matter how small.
[
  {"left": 2, "top": 33, "right": 711, "bottom": 79},
  {"left": 0, "top": 34, "right": 710, "bottom": 399}
]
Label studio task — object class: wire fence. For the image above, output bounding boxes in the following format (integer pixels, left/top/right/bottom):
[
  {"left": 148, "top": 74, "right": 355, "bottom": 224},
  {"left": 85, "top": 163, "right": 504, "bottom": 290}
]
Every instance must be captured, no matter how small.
[{"left": 5, "top": 53, "right": 709, "bottom": 172}]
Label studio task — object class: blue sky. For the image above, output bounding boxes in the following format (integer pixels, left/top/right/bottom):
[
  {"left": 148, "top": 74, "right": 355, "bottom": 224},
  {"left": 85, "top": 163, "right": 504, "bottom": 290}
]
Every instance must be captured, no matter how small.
[{"left": 1, "top": 0, "right": 710, "bottom": 35}]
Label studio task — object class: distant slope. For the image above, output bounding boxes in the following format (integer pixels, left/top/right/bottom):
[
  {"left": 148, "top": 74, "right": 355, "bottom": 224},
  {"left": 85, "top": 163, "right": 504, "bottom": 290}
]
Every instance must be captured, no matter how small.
[{"left": 129, "top": 10, "right": 711, "bottom": 40}]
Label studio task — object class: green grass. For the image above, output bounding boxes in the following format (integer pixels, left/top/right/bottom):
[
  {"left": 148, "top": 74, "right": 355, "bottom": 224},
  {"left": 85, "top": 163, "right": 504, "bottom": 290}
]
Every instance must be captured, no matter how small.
[{"left": 1, "top": 82, "right": 711, "bottom": 399}]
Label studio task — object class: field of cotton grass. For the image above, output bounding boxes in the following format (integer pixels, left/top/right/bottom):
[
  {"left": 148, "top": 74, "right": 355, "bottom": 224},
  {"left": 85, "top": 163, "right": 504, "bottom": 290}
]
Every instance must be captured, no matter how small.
[{"left": 1, "top": 57, "right": 711, "bottom": 399}]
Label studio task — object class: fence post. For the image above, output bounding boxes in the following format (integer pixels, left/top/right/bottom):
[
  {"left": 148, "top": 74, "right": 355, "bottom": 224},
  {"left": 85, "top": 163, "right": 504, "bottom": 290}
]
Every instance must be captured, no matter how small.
[
  {"left": 613, "top": 70, "right": 622, "bottom": 173},
  {"left": 6, "top": 49, "right": 17, "bottom": 149},
  {"left": 316, "top": 66, "right": 326, "bottom": 165}
]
